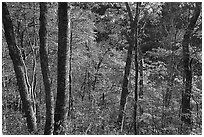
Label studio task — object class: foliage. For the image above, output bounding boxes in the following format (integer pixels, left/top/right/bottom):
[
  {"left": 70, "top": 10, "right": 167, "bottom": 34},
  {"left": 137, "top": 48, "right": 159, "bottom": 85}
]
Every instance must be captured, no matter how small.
[{"left": 2, "top": 2, "right": 202, "bottom": 135}]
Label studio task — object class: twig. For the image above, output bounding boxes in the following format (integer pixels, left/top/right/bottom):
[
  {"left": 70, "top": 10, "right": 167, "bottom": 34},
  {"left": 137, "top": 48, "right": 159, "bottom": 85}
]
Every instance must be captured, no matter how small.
[{"left": 85, "top": 122, "right": 92, "bottom": 134}]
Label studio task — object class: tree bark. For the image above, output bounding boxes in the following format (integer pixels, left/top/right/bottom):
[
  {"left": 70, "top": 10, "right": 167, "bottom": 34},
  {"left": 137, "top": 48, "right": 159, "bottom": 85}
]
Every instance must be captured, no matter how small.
[
  {"left": 181, "top": 3, "right": 201, "bottom": 134},
  {"left": 68, "top": 10, "right": 73, "bottom": 117},
  {"left": 133, "top": 3, "right": 140, "bottom": 135},
  {"left": 163, "top": 3, "right": 175, "bottom": 109},
  {"left": 53, "top": 2, "right": 69, "bottom": 135},
  {"left": 162, "top": 4, "right": 175, "bottom": 129},
  {"left": 2, "top": 2, "right": 37, "bottom": 133},
  {"left": 139, "top": 58, "right": 143, "bottom": 99},
  {"left": 39, "top": 2, "right": 54, "bottom": 135},
  {"left": 117, "top": 2, "right": 139, "bottom": 130}
]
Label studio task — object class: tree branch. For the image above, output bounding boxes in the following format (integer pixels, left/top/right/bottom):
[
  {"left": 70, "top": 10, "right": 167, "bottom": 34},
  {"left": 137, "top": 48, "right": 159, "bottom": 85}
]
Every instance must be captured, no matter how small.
[{"left": 125, "top": 2, "right": 133, "bottom": 23}]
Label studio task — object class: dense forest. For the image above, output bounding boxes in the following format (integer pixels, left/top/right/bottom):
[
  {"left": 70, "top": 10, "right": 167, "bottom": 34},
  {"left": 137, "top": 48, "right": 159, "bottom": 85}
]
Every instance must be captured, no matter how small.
[{"left": 2, "top": 2, "right": 202, "bottom": 135}]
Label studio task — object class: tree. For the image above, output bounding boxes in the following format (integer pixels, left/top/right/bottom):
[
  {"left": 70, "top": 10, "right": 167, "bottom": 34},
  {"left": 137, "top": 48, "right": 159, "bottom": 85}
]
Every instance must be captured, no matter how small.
[
  {"left": 53, "top": 2, "right": 70, "bottom": 135},
  {"left": 117, "top": 2, "right": 140, "bottom": 131},
  {"left": 181, "top": 2, "right": 201, "bottom": 134},
  {"left": 39, "top": 2, "right": 54, "bottom": 135},
  {"left": 133, "top": 3, "right": 140, "bottom": 135},
  {"left": 68, "top": 6, "right": 73, "bottom": 117},
  {"left": 2, "top": 2, "right": 202, "bottom": 135},
  {"left": 2, "top": 2, "right": 37, "bottom": 133},
  {"left": 159, "top": 3, "right": 180, "bottom": 129}
]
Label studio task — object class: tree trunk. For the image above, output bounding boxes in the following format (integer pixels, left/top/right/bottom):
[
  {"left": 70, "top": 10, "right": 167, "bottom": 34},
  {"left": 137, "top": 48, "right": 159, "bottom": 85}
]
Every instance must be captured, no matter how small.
[
  {"left": 163, "top": 3, "right": 175, "bottom": 109},
  {"left": 139, "top": 58, "right": 143, "bottom": 99},
  {"left": 162, "top": 4, "right": 175, "bottom": 129},
  {"left": 117, "top": 2, "right": 139, "bottom": 129},
  {"left": 39, "top": 2, "right": 54, "bottom": 135},
  {"left": 68, "top": 10, "right": 73, "bottom": 118},
  {"left": 117, "top": 32, "right": 134, "bottom": 128},
  {"left": 53, "top": 2, "right": 70, "bottom": 135},
  {"left": 92, "top": 49, "right": 110, "bottom": 92},
  {"left": 2, "top": 2, "right": 37, "bottom": 133},
  {"left": 181, "top": 3, "right": 201, "bottom": 134},
  {"left": 133, "top": 3, "right": 140, "bottom": 135}
]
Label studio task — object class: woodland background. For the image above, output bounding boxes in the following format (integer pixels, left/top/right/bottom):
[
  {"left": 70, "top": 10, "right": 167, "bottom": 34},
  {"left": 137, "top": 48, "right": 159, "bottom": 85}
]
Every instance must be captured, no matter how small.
[{"left": 2, "top": 2, "right": 202, "bottom": 135}]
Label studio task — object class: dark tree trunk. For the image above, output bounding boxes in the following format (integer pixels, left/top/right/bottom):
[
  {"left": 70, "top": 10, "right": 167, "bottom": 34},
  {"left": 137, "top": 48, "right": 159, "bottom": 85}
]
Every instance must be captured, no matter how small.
[
  {"left": 39, "top": 2, "right": 54, "bottom": 135},
  {"left": 133, "top": 3, "right": 140, "bottom": 135},
  {"left": 2, "top": 2, "right": 37, "bottom": 133},
  {"left": 53, "top": 2, "right": 69, "bottom": 135},
  {"left": 181, "top": 3, "right": 201, "bottom": 134},
  {"left": 117, "top": 2, "right": 140, "bottom": 130},
  {"left": 139, "top": 58, "right": 143, "bottom": 99},
  {"left": 117, "top": 33, "right": 134, "bottom": 129}
]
